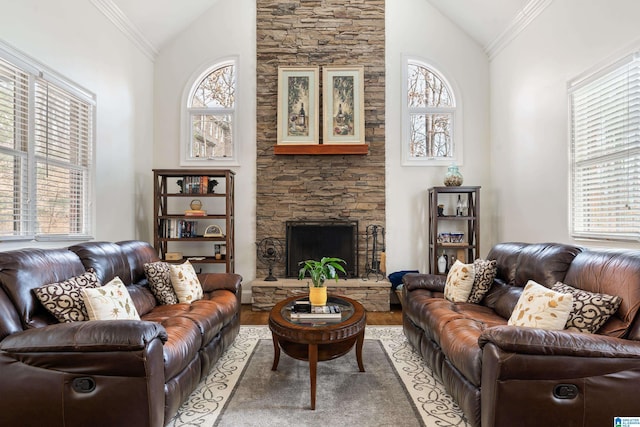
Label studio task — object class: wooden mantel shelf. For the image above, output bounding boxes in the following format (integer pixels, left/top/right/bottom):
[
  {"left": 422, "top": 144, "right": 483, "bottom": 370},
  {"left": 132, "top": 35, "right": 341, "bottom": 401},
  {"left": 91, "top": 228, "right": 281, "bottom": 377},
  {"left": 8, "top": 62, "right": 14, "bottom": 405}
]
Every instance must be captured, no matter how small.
[{"left": 274, "top": 144, "right": 369, "bottom": 155}]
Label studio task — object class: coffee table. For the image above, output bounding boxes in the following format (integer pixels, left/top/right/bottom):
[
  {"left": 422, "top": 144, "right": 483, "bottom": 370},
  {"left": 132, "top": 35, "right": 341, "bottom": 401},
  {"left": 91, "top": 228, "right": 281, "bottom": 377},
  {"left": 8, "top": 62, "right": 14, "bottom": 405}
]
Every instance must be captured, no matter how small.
[{"left": 268, "top": 294, "right": 367, "bottom": 410}]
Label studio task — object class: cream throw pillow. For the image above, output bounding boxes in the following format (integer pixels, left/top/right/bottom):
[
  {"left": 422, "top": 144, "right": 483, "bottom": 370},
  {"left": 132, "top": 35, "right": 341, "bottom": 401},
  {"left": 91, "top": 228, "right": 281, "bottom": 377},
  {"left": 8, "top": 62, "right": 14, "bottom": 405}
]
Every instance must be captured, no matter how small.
[
  {"left": 508, "top": 280, "right": 573, "bottom": 330},
  {"left": 82, "top": 277, "right": 140, "bottom": 321},
  {"left": 169, "top": 260, "right": 203, "bottom": 303},
  {"left": 444, "top": 260, "right": 475, "bottom": 302}
]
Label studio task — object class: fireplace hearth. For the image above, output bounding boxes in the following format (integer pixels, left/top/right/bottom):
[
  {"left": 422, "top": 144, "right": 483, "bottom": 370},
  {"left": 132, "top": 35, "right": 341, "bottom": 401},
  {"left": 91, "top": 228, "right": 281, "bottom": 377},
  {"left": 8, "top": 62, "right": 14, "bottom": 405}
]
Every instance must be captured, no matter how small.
[{"left": 285, "top": 220, "right": 358, "bottom": 278}]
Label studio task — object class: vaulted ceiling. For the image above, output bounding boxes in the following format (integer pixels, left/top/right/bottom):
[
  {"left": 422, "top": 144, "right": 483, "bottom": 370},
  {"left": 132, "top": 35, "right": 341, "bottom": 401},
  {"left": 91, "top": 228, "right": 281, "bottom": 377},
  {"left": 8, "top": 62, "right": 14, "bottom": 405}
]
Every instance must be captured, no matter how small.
[{"left": 93, "top": 0, "right": 551, "bottom": 60}]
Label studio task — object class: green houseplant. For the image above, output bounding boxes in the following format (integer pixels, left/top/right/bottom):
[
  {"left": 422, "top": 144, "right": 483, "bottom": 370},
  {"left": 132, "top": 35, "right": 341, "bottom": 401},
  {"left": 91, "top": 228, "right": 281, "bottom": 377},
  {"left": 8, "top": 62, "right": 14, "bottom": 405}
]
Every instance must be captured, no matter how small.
[{"left": 298, "top": 257, "right": 346, "bottom": 306}]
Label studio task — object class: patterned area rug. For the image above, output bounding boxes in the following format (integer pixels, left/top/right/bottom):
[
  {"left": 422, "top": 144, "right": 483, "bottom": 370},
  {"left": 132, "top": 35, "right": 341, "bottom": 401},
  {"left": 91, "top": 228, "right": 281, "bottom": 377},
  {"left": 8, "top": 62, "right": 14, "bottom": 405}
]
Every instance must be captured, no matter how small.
[{"left": 167, "top": 326, "right": 469, "bottom": 427}]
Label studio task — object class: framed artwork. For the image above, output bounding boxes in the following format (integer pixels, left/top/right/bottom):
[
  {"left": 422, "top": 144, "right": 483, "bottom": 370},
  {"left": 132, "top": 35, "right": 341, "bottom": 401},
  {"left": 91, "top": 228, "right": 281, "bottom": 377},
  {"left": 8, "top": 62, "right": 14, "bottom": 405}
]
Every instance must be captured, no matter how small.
[
  {"left": 277, "top": 66, "right": 319, "bottom": 145},
  {"left": 322, "top": 66, "right": 365, "bottom": 144}
]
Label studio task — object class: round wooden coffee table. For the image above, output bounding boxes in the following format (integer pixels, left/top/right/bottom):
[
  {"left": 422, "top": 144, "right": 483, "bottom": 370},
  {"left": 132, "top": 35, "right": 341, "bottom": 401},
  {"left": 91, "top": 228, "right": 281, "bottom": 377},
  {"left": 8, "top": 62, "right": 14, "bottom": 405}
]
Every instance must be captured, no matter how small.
[{"left": 268, "top": 294, "right": 367, "bottom": 410}]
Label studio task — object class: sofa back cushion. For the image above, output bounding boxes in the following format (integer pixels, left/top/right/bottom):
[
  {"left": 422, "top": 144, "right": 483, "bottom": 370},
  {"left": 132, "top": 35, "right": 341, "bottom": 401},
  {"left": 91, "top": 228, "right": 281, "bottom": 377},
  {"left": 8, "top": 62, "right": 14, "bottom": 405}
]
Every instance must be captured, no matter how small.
[
  {"left": 485, "top": 243, "right": 582, "bottom": 320},
  {"left": 0, "top": 248, "right": 87, "bottom": 329},
  {"left": 563, "top": 249, "right": 640, "bottom": 338},
  {"left": 69, "top": 241, "right": 159, "bottom": 316}
]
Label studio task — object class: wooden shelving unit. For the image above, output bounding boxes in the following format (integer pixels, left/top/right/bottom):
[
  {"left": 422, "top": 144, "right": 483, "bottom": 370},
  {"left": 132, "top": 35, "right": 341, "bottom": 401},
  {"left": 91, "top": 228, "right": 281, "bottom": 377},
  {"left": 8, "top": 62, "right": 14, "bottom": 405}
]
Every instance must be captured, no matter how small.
[
  {"left": 428, "top": 186, "right": 480, "bottom": 275},
  {"left": 153, "top": 169, "right": 235, "bottom": 273}
]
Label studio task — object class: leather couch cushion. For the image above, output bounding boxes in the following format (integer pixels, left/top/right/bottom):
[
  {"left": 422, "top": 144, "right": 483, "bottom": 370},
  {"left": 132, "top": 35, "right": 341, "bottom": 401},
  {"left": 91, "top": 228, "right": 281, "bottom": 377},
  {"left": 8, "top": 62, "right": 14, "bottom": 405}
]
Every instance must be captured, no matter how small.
[
  {"left": 564, "top": 249, "right": 640, "bottom": 338},
  {"left": 141, "top": 310, "right": 202, "bottom": 380},
  {"left": 0, "top": 248, "right": 87, "bottom": 328},
  {"left": 513, "top": 243, "right": 582, "bottom": 287}
]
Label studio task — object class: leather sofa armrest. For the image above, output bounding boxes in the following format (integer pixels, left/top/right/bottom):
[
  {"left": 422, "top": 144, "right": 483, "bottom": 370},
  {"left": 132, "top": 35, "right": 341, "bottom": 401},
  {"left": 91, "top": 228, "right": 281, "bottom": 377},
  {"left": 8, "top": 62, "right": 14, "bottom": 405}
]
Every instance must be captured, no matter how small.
[
  {"left": 402, "top": 273, "right": 446, "bottom": 292},
  {"left": 199, "top": 272, "right": 242, "bottom": 294},
  {"left": 479, "top": 325, "right": 640, "bottom": 358},
  {"left": 0, "top": 320, "right": 167, "bottom": 353}
]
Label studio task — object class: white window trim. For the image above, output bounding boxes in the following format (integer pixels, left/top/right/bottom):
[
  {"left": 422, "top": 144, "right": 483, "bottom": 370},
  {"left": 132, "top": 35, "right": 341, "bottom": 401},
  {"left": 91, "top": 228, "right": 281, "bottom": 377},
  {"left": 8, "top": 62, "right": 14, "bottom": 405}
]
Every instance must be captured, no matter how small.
[
  {"left": 180, "top": 56, "right": 240, "bottom": 167},
  {"left": 0, "top": 40, "right": 96, "bottom": 242},
  {"left": 401, "top": 54, "right": 463, "bottom": 166},
  {"left": 568, "top": 47, "right": 640, "bottom": 242}
]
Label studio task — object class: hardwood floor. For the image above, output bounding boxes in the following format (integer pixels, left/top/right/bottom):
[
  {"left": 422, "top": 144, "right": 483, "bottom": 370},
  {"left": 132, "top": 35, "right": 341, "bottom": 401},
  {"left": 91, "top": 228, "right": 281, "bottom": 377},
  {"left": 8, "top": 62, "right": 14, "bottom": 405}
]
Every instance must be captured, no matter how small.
[{"left": 240, "top": 303, "right": 404, "bottom": 325}]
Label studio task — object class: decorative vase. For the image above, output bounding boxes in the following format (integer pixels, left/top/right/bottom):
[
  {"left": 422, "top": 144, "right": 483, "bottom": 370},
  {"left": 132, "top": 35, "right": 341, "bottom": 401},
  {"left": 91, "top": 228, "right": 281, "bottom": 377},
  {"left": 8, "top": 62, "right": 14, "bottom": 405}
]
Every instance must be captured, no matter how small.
[
  {"left": 444, "top": 165, "right": 463, "bottom": 186},
  {"left": 309, "top": 286, "right": 328, "bottom": 306},
  {"left": 437, "top": 253, "right": 448, "bottom": 274}
]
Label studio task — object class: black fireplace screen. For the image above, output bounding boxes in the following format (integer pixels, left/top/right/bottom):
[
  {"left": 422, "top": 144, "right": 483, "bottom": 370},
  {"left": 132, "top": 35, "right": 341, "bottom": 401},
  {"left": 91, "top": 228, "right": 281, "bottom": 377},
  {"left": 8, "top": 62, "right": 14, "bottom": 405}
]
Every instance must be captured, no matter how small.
[{"left": 285, "top": 220, "right": 358, "bottom": 278}]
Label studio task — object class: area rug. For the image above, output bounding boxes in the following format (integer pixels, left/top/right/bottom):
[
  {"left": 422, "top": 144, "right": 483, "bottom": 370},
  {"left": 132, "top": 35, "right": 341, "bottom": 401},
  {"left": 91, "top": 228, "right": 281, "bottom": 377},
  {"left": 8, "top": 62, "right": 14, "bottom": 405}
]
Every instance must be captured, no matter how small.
[{"left": 167, "top": 326, "right": 469, "bottom": 427}]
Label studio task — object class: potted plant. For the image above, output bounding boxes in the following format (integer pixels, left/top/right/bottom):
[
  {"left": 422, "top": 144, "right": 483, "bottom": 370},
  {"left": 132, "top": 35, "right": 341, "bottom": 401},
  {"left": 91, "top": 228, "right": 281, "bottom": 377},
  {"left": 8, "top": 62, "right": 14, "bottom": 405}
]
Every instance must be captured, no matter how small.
[{"left": 298, "top": 257, "right": 346, "bottom": 306}]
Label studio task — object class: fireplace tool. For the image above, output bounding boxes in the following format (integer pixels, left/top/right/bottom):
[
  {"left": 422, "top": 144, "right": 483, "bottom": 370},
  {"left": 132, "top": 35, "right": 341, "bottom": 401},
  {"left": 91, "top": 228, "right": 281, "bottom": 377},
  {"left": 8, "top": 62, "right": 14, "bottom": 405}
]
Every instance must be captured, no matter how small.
[
  {"left": 256, "top": 237, "right": 283, "bottom": 281},
  {"left": 364, "top": 224, "right": 385, "bottom": 281}
]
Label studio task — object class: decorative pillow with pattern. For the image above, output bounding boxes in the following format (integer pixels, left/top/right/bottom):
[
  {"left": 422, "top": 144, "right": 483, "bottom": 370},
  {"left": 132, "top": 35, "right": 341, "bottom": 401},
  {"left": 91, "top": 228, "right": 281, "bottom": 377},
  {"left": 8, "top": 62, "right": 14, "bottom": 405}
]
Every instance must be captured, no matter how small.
[
  {"left": 169, "top": 260, "right": 203, "bottom": 303},
  {"left": 508, "top": 280, "right": 573, "bottom": 330},
  {"left": 551, "top": 282, "right": 622, "bottom": 334},
  {"left": 34, "top": 268, "right": 100, "bottom": 323},
  {"left": 468, "top": 259, "right": 497, "bottom": 303},
  {"left": 82, "top": 276, "right": 140, "bottom": 321},
  {"left": 144, "top": 261, "right": 179, "bottom": 305},
  {"left": 444, "top": 260, "right": 475, "bottom": 302}
]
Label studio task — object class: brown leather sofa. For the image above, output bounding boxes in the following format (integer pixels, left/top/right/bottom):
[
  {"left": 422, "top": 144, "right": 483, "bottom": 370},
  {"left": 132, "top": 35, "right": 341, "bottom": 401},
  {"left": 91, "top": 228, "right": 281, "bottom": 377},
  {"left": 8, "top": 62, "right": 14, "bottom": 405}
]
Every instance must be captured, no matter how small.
[
  {"left": 0, "top": 240, "right": 241, "bottom": 427},
  {"left": 402, "top": 242, "right": 640, "bottom": 427}
]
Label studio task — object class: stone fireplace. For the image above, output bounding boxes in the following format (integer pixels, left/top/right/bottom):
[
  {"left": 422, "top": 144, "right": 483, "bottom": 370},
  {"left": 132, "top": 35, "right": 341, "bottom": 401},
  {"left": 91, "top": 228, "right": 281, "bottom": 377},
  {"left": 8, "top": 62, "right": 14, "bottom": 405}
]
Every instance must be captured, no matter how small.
[{"left": 253, "top": 0, "right": 387, "bottom": 310}]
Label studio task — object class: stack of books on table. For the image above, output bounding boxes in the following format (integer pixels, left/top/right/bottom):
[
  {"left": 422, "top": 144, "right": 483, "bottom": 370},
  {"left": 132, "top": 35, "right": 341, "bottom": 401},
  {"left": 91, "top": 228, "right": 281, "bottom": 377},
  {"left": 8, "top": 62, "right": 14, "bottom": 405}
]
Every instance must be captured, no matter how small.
[{"left": 290, "top": 302, "right": 342, "bottom": 320}]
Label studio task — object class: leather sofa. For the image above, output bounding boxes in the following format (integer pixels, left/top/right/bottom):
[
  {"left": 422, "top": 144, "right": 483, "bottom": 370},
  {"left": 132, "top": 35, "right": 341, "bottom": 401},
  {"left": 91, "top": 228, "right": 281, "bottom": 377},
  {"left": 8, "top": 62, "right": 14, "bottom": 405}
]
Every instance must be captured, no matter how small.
[
  {"left": 0, "top": 240, "right": 242, "bottom": 427},
  {"left": 402, "top": 242, "right": 640, "bottom": 427}
]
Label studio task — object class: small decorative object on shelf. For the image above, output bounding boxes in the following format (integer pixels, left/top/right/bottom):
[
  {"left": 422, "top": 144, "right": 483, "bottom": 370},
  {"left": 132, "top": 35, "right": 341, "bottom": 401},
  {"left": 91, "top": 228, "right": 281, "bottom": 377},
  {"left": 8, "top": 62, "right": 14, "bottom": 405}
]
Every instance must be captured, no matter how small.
[
  {"left": 444, "top": 164, "right": 463, "bottom": 186},
  {"left": 438, "top": 252, "right": 448, "bottom": 274},
  {"left": 203, "top": 224, "right": 224, "bottom": 238},
  {"left": 257, "top": 237, "right": 284, "bottom": 281},
  {"left": 190, "top": 199, "right": 202, "bottom": 210}
]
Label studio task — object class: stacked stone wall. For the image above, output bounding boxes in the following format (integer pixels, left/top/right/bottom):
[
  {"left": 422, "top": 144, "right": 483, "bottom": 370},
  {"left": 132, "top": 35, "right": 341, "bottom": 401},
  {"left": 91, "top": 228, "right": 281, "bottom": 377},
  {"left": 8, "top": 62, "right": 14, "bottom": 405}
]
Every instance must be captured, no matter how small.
[{"left": 256, "top": 0, "right": 386, "bottom": 280}]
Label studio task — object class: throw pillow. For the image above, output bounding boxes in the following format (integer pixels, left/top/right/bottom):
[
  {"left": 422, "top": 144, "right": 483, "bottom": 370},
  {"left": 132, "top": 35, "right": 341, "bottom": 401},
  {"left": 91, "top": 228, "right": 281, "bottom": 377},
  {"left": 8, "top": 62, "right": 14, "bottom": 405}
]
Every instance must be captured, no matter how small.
[
  {"left": 34, "top": 269, "right": 101, "bottom": 323},
  {"left": 508, "top": 280, "right": 573, "bottom": 330},
  {"left": 169, "top": 260, "right": 203, "bottom": 303},
  {"left": 468, "top": 259, "right": 497, "bottom": 303},
  {"left": 144, "top": 261, "right": 179, "bottom": 305},
  {"left": 82, "top": 276, "right": 140, "bottom": 321},
  {"left": 552, "top": 282, "right": 622, "bottom": 334},
  {"left": 444, "top": 260, "right": 475, "bottom": 303}
]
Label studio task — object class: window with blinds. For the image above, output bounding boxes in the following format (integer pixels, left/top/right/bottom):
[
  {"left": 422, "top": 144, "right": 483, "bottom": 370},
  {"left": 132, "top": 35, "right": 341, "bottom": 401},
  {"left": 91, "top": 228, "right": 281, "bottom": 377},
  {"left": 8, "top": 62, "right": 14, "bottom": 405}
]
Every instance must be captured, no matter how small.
[
  {"left": 569, "top": 51, "right": 640, "bottom": 241},
  {"left": 0, "top": 43, "right": 94, "bottom": 240}
]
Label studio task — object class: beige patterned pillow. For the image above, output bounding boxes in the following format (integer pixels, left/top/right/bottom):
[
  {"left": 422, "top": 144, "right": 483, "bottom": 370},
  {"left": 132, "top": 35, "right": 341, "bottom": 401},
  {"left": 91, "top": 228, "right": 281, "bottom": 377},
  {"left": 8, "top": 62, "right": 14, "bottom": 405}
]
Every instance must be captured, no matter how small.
[
  {"left": 444, "top": 260, "right": 475, "bottom": 302},
  {"left": 34, "top": 269, "right": 100, "bottom": 322},
  {"left": 552, "top": 282, "right": 622, "bottom": 334},
  {"left": 508, "top": 280, "right": 573, "bottom": 330},
  {"left": 82, "top": 277, "right": 140, "bottom": 321},
  {"left": 169, "top": 260, "right": 203, "bottom": 303},
  {"left": 468, "top": 259, "right": 497, "bottom": 303}
]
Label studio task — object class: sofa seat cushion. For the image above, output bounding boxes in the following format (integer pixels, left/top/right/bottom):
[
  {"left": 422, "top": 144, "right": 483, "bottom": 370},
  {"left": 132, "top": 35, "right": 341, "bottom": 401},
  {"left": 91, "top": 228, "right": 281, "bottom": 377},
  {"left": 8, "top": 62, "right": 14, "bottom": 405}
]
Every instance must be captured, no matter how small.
[
  {"left": 436, "top": 303, "right": 506, "bottom": 385},
  {"left": 201, "top": 290, "right": 240, "bottom": 324},
  {"left": 141, "top": 310, "right": 202, "bottom": 380}
]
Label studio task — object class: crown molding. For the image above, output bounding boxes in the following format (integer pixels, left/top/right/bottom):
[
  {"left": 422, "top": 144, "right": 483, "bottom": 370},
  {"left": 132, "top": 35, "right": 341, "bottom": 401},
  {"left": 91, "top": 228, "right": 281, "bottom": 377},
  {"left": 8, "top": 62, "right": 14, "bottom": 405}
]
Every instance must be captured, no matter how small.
[
  {"left": 90, "top": 0, "right": 158, "bottom": 61},
  {"left": 485, "top": 0, "right": 553, "bottom": 60}
]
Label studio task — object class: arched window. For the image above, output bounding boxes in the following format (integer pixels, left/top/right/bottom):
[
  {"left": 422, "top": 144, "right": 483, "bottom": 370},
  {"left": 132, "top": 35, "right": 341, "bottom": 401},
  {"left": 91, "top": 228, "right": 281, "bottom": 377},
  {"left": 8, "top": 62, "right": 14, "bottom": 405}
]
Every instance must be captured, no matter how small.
[
  {"left": 182, "top": 59, "right": 236, "bottom": 164},
  {"left": 402, "top": 57, "right": 460, "bottom": 165}
]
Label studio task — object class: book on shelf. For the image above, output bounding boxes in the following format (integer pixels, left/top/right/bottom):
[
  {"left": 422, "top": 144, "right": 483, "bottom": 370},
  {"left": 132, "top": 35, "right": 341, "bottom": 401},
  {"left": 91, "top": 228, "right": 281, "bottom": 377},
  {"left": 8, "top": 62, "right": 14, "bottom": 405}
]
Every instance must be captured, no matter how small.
[
  {"left": 180, "top": 176, "right": 217, "bottom": 194},
  {"left": 162, "top": 219, "right": 198, "bottom": 238},
  {"left": 184, "top": 209, "right": 206, "bottom": 216}
]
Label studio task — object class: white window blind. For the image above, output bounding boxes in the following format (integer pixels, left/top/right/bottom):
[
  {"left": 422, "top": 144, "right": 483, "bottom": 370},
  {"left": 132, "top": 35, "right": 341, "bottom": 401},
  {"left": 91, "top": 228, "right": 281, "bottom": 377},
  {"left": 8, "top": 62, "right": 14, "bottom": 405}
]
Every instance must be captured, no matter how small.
[
  {"left": 569, "top": 52, "right": 640, "bottom": 241},
  {"left": 0, "top": 43, "right": 94, "bottom": 240}
]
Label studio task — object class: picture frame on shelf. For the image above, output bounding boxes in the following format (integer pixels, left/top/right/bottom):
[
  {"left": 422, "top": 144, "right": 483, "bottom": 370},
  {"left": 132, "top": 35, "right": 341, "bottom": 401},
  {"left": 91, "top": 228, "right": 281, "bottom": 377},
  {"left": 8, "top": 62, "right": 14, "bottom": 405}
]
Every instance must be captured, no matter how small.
[
  {"left": 277, "top": 66, "right": 319, "bottom": 145},
  {"left": 322, "top": 66, "right": 365, "bottom": 145}
]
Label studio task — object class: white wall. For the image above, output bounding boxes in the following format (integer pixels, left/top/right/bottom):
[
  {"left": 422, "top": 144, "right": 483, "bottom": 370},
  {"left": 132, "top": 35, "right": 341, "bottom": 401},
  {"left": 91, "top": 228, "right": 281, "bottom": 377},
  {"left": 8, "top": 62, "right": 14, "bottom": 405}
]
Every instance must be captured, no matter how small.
[
  {"left": 0, "top": 0, "right": 155, "bottom": 251},
  {"left": 385, "top": 0, "right": 491, "bottom": 273},
  {"left": 490, "top": 0, "right": 640, "bottom": 250},
  {"left": 153, "top": 0, "right": 257, "bottom": 294}
]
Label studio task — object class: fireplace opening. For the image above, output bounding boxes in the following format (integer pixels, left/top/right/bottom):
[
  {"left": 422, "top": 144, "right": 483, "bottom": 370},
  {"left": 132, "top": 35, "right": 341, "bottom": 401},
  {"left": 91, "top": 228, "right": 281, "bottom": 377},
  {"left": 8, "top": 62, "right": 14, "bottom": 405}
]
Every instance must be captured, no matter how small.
[{"left": 285, "top": 220, "right": 358, "bottom": 279}]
